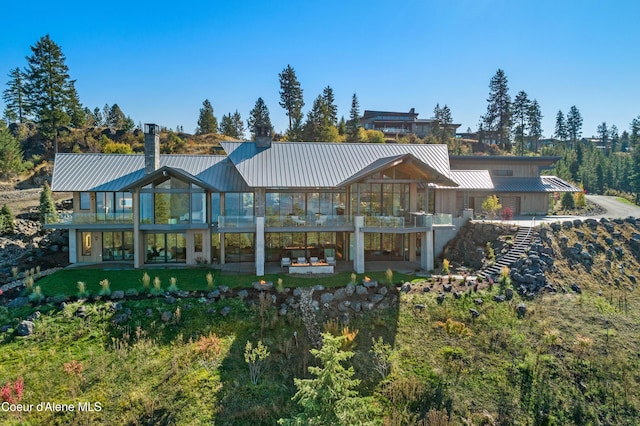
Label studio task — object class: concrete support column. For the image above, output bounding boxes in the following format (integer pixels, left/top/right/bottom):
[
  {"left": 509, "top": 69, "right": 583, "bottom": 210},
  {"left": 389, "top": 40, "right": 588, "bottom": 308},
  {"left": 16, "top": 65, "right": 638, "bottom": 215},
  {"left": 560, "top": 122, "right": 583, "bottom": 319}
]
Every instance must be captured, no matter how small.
[
  {"left": 133, "top": 189, "right": 142, "bottom": 268},
  {"left": 353, "top": 216, "right": 365, "bottom": 273},
  {"left": 421, "top": 230, "right": 434, "bottom": 271},
  {"left": 219, "top": 232, "right": 225, "bottom": 265},
  {"left": 255, "top": 217, "right": 265, "bottom": 276},
  {"left": 68, "top": 229, "right": 77, "bottom": 264}
]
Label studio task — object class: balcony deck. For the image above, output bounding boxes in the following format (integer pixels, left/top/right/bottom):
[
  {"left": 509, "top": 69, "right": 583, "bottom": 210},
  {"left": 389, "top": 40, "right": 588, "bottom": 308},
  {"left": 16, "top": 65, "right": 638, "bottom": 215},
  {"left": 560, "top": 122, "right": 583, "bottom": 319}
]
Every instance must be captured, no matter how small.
[{"left": 44, "top": 212, "right": 133, "bottom": 228}]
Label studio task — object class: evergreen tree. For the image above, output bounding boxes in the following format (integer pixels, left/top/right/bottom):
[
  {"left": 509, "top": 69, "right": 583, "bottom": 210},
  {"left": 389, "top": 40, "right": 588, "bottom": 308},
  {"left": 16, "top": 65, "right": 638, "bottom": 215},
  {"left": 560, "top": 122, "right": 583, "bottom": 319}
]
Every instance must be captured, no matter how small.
[
  {"left": 39, "top": 181, "right": 57, "bottom": 224},
  {"left": 303, "top": 94, "right": 339, "bottom": 142},
  {"left": 482, "top": 69, "right": 512, "bottom": 151},
  {"left": 322, "top": 86, "right": 338, "bottom": 126},
  {"left": 67, "top": 81, "right": 85, "bottom": 128},
  {"left": 337, "top": 116, "right": 346, "bottom": 136},
  {"left": 219, "top": 113, "right": 233, "bottom": 137},
  {"left": 231, "top": 110, "right": 245, "bottom": 139},
  {"left": 279, "top": 65, "right": 304, "bottom": 138},
  {"left": 278, "top": 333, "right": 379, "bottom": 425},
  {"left": 0, "top": 204, "right": 14, "bottom": 235},
  {"left": 2, "top": 68, "right": 28, "bottom": 123},
  {"left": 346, "top": 93, "right": 361, "bottom": 143},
  {"left": 609, "top": 125, "right": 619, "bottom": 153},
  {"left": 512, "top": 91, "right": 530, "bottom": 155},
  {"left": 247, "top": 97, "right": 272, "bottom": 140},
  {"left": 434, "top": 103, "right": 454, "bottom": 144},
  {"left": 93, "top": 107, "right": 104, "bottom": 126},
  {"left": 597, "top": 122, "right": 609, "bottom": 152},
  {"left": 107, "top": 104, "right": 126, "bottom": 129},
  {"left": 197, "top": 99, "right": 218, "bottom": 134},
  {"left": 24, "top": 34, "right": 81, "bottom": 151},
  {"left": 566, "top": 105, "right": 583, "bottom": 146},
  {"left": 0, "top": 126, "right": 27, "bottom": 177},
  {"left": 528, "top": 99, "right": 543, "bottom": 153},
  {"left": 555, "top": 110, "right": 568, "bottom": 143}
]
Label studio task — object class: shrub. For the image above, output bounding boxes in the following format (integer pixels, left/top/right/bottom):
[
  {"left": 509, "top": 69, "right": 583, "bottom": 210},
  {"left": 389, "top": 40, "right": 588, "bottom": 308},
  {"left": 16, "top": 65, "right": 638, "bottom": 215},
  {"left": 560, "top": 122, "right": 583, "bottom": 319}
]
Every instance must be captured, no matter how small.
[
  {"left": 500, "top": 206, "right": 513, "bottom": 221},
  {"left": 486, "top": 242, "right": 495, "bottom": 264},
  {"left": 77, "top": 281, "right": 90, "bottom": 299},
  {"left": 386, "top": 268, "right": 394, "bottom": 285},
  {"left": 482, "top": 195, "right": 502, "bottom": 219},
  {"left": 150, "top": 276, "right": 163, "bottom": 296},
  {"left": 141, "top": 272, "right": 151, "bottom": 292},
  {"left": 442, "top": 258, "right": 450, "bottom": 275},
  {"left": 0, "top": 377, "right": 24, "bottom": 404},
  {"left": 205, "top": 272, "right": 214, "bottom": 291},
  {"left": 0, "top": 204, "right": 14, "bottom": 234},
  {"left": 350, "top": 273, "right": 357, "bottom": 285},
  {"left": 574, "top": 191, "right": 586, "bottom": 208},
  {"left": 28, "top": 285, "right": 45, "bottom": 304},
  {"left": 98, "top": 279, "right": 111, "bottom": 297},
  {"left": 244, "top": 340, "right": 270, "bottom": 385},
  {"left": 167, "top": 277, "right": 179, "bottom": 293},
  {"left": 39, "top": 182, "right": 57, "bottom": 224},
  {"left": 276, "top": 278, "right": 284, "bottom": 293},
  {"left": 371, "top": 337, "right": 393, "bottom": 378},
  {"left": 499, "top": 266, "right": 511, "bottom": 291},
  {"left": 561, "top": 192, "right": 575, "bottom": 209}
]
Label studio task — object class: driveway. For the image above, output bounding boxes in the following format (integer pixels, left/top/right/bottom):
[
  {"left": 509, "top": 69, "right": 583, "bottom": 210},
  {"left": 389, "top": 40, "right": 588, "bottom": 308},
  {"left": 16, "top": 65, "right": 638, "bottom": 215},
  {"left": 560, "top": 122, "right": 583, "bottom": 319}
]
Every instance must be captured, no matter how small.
[{"left": 585, "top": 195, "right": 640, "bottom": 219}]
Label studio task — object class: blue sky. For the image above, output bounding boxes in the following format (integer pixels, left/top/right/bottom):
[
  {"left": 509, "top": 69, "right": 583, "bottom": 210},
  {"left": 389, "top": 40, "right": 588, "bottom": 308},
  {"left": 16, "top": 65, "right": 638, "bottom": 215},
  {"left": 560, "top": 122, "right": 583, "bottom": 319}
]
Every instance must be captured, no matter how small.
[{"left": 1, "top": 0, "right": 639, "bottom": 138}]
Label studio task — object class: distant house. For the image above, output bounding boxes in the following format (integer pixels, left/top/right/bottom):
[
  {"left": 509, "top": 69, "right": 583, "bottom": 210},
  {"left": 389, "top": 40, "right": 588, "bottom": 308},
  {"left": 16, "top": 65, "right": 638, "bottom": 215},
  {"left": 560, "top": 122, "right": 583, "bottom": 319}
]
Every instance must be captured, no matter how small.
[
  {"left": 46, "top": 125, "right": 578, "bottom": 275},
  {"left": 361, "top": 108, "right": 460, "bottom": 139}
]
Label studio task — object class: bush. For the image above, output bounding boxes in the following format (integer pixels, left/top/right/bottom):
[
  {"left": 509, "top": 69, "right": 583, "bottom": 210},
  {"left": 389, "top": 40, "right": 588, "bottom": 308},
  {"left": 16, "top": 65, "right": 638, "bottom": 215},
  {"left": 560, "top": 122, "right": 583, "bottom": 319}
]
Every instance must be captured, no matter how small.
[
  {"left": 574, "top": 191, "right": 586, "bottom": 208},
  {"left": 561, "top": 192, "right": 575, "bottom": 209},
  {"left": 482, "top": 195, "right": 502, "bottom": 219},
  {"left": 500, "top": 206, "right": 513, "bottom": 221}
]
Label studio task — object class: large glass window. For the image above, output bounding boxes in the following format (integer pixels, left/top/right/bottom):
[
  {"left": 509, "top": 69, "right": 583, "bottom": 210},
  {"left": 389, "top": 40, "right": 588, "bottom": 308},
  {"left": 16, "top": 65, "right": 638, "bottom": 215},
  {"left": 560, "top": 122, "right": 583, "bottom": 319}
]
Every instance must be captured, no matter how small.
[
  {"left": 224, "top": 233, "right": 255, "bottom": 263},
  {"left": 224, "top": 193, "right": 254, "bottom": 216},
  {"left": 145, "top": 233, "right": 186, "bottom": 263},
  {"left": 139, "top": 176, "right": 209, "bottom": 224},
  {"left": 79, "top": 193, "right": 91, "bottom": 210},
  {"left": 265, "top": 192, "right": 345, "bottom": 218},
  {"left": 102, "top": 232, "right": 134, "bottom": 261},
  {"left": 96, "top": 192, "right": 133, "bottom": 218},
  {"left": 264, "top": 232, "right": 341, "bottom": 262},
  {"left": 351, "top": 183, "right": 410, "bottom": 217}
]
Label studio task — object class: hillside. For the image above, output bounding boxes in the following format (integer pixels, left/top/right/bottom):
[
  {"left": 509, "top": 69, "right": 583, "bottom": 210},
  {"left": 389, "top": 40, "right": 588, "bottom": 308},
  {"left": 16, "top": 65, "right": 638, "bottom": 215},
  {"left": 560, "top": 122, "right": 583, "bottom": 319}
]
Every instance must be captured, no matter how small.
[{"left": 0, "top": 219, "right": 639, "bottom": 424}]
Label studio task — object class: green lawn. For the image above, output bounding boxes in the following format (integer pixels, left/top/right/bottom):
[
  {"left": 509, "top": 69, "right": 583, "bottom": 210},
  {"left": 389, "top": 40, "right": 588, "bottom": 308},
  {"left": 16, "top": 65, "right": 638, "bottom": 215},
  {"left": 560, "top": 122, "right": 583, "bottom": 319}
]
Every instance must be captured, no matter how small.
[{"left": 35, "top": 268, "right": 413, "bottom": 297}]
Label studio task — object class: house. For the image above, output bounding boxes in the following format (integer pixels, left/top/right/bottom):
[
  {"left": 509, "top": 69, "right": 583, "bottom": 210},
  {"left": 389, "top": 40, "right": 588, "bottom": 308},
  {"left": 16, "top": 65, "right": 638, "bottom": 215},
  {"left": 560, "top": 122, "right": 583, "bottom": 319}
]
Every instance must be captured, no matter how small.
[
  {"left": 444, "top": 156, "right": 580, "bottom": 215},
  {"left": 46, "top": 124, "right": 578, "bottom": 275},
  {"left": 361, "top": 108, "right": 460, "bottom": 139}
]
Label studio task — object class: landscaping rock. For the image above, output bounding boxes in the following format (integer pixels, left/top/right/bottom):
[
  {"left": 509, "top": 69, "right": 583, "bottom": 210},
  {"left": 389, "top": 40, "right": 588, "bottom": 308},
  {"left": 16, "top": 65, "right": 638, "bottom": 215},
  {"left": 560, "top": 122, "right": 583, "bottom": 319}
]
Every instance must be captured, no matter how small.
[
  {"left": 423, "top": 286, "right": 431, "bottom": 293},
  {"left": 469, "top": 308, "right": 480, "bottom": 318},
  {"left": 355, "top": 285, "right": 368, "bottom": 295},
  {"left": 7, "top": 297, "right": 28, "bottom": 309},
  {"left": 400, "top": 283, "right": 411, "bottom": 293},
  {"left": 15, "top": 320, "right": 34, "bottom": 336},
  {"left": 26, "top": 311, "right": 41, "bottom": 322},
  {"left": 112, "top": 313, "right": 129, "bottom": 325},
  {"left": 0, "top": 325, "right": 11, "bottom": 333},
  {"left": 75, "top": 306, "right": 88, "bottom": 318},
  {"left": 414, "top": 304, "right": 425, "bottom": 312},
  {"left": 571, "top": 283, "right": 582, "bottom": 294},
  {"left": 505, "top": 288, "right": 514, "bottom": 300},
  {"left": 279, "top": 305, "right": 287, "bottom": 316},
  {"left": 125, "top": 289, "right": 139, "bottom": 297},
  {"left": 219, "top": 285, "right": 229, "bottom": 293},
  {"left": 453, "top": 291, "right": 461, "bottom": 299},
  {"left": 474, "top": 298, "right": 484, "bottom": 305},
  {"left": 351, "top": 302, "right": 362, "bottom": 312},
  {"left": 145, "top": 308, "right": 154, "bottom": 317},
  {"left": 293, "top": 288, "right": 302, "bottom": 297},
  {"left": 160, "top": 311, "right": 172, "bottom": 322},
  {"left": 237, "top": 290, "right": 249, "bottom": 300},
  {"left": 206, "top": 307, "right": 216, "bottom": 315},
  {"left": 207, "top": 290, "right": 220, "bottom": 299},
  {"left": 338, "top": 301, "right": 351, "bottom": 312},
  {"left": 334, "top": 288, "right": 346, "bottom": 300},
  {"left": 164, "top": 295, "right": 177, "bottom": 305},
  {"left": 493, "top": 294, "right": 506, "bottom": 303},
  {"left": 378, "top": 286, "right": 388, "bottom": 296},
  {"left": 443, "top": 284, "right": 452, "bottom": 292},
  {"left": 363, "top": 279, "right": 378, "bottom": 288},
  {"left": 313, "top": 285, "right": 325, "bottom": 291},
  {"left": 345, "top": 283, "right": 355, "bottom": 296},
  {"left": 436, "top": 293, "right": 446, "bottom": 304},
  {"left": 220, "top": 306, "right": 231, "bottom": 316},
  {"left": 370, "top": 294, "right": 384, "bottom": 304},
  {"left": 516, "top": 303, "right": 527, "bottom": 318},
  {"left": 311, "top": 300, "right": 320, "bottom": 309},
  {"left": 320, "top": 293, "right": 334, "bottom": 305},
  {"left": 110, "top": 290, "right": 125, "bottom": 300}
]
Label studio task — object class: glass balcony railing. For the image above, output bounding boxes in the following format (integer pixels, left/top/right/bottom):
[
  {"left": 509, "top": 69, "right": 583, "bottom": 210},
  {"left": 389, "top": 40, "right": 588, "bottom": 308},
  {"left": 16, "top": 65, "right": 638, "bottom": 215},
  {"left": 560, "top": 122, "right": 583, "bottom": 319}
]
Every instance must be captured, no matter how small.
[
  {"left": 265, "top": 215, "right": 353, "bottom": 228},
  {"left": 431, "top": 213, "right": 453, "bottom": 226},
  {"left": 364, "top": 213, "right": 453, "bottom": 228},
  {"left": 218, "top": 216, "right": 256, "bottom": 228},
  {"left": 45, "top": 212, "right": 133, "bottom": 225}
]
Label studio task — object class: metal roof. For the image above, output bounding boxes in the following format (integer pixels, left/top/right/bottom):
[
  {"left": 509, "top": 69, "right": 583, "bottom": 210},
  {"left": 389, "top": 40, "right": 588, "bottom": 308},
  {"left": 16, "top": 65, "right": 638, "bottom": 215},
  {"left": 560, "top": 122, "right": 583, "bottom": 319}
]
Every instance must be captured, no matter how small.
[
  {"left": 431, "top": 170, "right": 494, "bottom": 190},
  {"left": 220, "top": 141, "right": 452, "bottom": 188},
  {"left": 492, "top": 176, "right": 580, "bottom": 192},
  {"left": 51, "top": 154, "right": 249, "bottom": 192}
]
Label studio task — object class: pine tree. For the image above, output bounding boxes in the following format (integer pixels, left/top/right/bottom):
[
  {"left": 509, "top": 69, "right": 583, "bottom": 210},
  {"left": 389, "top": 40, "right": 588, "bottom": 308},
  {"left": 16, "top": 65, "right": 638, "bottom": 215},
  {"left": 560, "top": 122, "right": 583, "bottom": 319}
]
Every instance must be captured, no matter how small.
[
  {"left": 279, "top": 65, "right": 304, "bottom": 138},
  {"left": 247, "top": 97, "right": 272, "bottom": 140},
  {"left": 0, "top": 126, "right": 27, "bottom": 177},
  {"left": 434, "top": 103, "right": 453, "bottom": 144},
  {"left": 93, "top": 107, "right": 104, "bottom": 126},
  {"left": 528, "top": 99, "right": 543, "bottom": 153},
  {"left": 196, "top": 99, "right": 218, "bottom": 134},
  {"left": 67, "top": 81, "right": 85, "bottom": 128},
  {"left": 303, "top": 94, "right": 339, "bottom": 142},
  {"left": 566, "top": 105, "right": 583, "bottom": 147},
  {"left": 219, "top": 113, "right": 233, "bottom": 137},
  {"left": 609, "top": 125, "right": 619, "bottom": 153},
  {"left": 107, "top": 104, "right": 126, "bottom": 129},
  {"left": 231, "top": 110, "right": 245, "bottom": 139},
  {"left": 278, "top": 333, "right": 379, "bottom": 425},
  {"left": 0, "top": 204, "right": 14, "bottom": 235},
  {"left": 481, "top": 69, "right": 512, "bottom": 150},
  {"left": 337, "top": 116, "right": 346, "bottom": 136},
  {"left": 24, "top": 34, "right": 81, "bottom": 151},
  {"left": 2, "top": 68, "right": 28, "bottom": 123},
  {"left": 554, "top": 110, "right": 568, "bottom": 143},
  {"left": 346, "top": 93, "right": 361, "bottom": 143},
  {"left": 322, "top": 86, "right": 337, "bottom": 126},
  {"left": 512, "top": 91, "right": 530, "bottom": 155},
  {"left": 39, "top": 181, "right": 57, "bottom": 224}
]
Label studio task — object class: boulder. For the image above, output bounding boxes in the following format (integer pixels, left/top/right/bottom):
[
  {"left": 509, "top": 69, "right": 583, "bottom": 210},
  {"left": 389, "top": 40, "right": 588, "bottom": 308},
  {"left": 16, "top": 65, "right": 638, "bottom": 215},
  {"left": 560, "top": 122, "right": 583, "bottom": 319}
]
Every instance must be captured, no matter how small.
[
  {"left": 469, "top": 308, "right": 480, "bottom": 318},
  {"left": 160, "top": 311, "right": 172, "bottom": 322},
  {"left": 355, "top": 285, "right": 368, "bottom": 295},
  {"left": 493, "top": 294, "right": 506, "bottom": 303},
  {"left": 516, "top": 303, "right": 527, "bottom": 318},
  {"left": 334, "top": 288, "right": 346, "bottom": 300},
  {"left": 345, "top": 283, "right": 355, "bottom": 296},
  {"left": 400, "top": 283, "right": 411, "bottom": 293},
  {"left": 320, "top": 293, "right": 334, "bottom": 305},
  {"left": 7, "top": 297, "right": 28, "bottom": 309},
  {"left": 474, "top": 298, "right": 484, "bottom": 305},
  {"left": 220, "top": 306, "right": 231, "bottom": 316},
  {"left": 414, "top": 304, "right": 425, "bottom": 312},
  {"left": 571, "top": 283, "right": 582, "bottom": 294},
  {"left": 436, "top": 293, "right": 446, "bottom": 304},
  {"left": 370, "top": 294, "right": 384, "bottom": 304},
  {"left": 378, "top": 287, "right": 388, "bottom": 296},
  {"left": 15, "top": 320, "right": 34, "bottom": 336},
  {"left": 237, "top": 290, "right": 249, "bottom": 300}
]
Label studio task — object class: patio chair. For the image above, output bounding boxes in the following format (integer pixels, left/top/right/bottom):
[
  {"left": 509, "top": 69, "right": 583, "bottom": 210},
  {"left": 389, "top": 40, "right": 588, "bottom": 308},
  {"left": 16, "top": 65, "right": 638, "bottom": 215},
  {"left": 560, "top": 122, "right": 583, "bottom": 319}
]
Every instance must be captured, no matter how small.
[
  {"left": 281, "top": 257, "right": 291, "bottom": 268},
  {"left": 310, "top": 256, "right": 319, "bottom": 264},
  {"left": 315, "top": 215, "right": 327, "bottom": 226},
  {"left": 326, "top": 256, "right": 336, "bottom": 266},
  {"left": 297, "top": 257, "right": 307, "bottom": 264}
]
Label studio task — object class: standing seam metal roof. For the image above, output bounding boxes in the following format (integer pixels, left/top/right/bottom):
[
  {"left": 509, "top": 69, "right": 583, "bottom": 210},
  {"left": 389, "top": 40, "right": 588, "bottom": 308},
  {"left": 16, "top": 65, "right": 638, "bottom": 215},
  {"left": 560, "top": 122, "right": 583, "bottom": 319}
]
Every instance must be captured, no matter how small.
[{"left": 221, "top": 141, "right": 452, "bottom": 188}]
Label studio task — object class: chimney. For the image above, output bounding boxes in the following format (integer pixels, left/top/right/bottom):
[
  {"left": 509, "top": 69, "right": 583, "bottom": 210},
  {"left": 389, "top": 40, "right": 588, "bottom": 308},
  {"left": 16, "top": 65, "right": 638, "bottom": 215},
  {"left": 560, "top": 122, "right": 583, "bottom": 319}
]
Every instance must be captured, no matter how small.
[
  {"left": 144, "top": 123, "right": 160, "bottom": 174},
  {"left": 255, "top": 125, "right": 272, "bottom": 148}
]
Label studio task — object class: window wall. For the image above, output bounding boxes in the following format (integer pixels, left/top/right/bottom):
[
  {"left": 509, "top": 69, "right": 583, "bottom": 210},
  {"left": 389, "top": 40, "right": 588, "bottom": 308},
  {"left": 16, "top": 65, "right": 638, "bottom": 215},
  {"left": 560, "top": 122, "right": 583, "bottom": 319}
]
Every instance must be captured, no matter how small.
[
  {"left": 224, "top": 233, "right": 255, "bottom": 263},
  {"left": 95, "top": 192, "right": 133, "bottom": 218},
  {"left": 265, "top": 192, "right": 346, "bottom": 217},
  {"left": 363, "top": 233, "right": 406, "bottom": 261},
  {"left": 224, "top": 193, "right": 254, "bottom": 216},
  {"left": 350, "top": 183, "right": 409, "bottom": 216},
  {"left": 138, "top": 177, "right": 208, "bottom": 225},
  {"left": 144, "top": 233, "right": 186, "bottom": 263},
  {"left": 265, "top": 231, "right": 342, "bottom": 261},
  {"left": 102, "top": 232, "right": 134, "bottom": 261}
]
